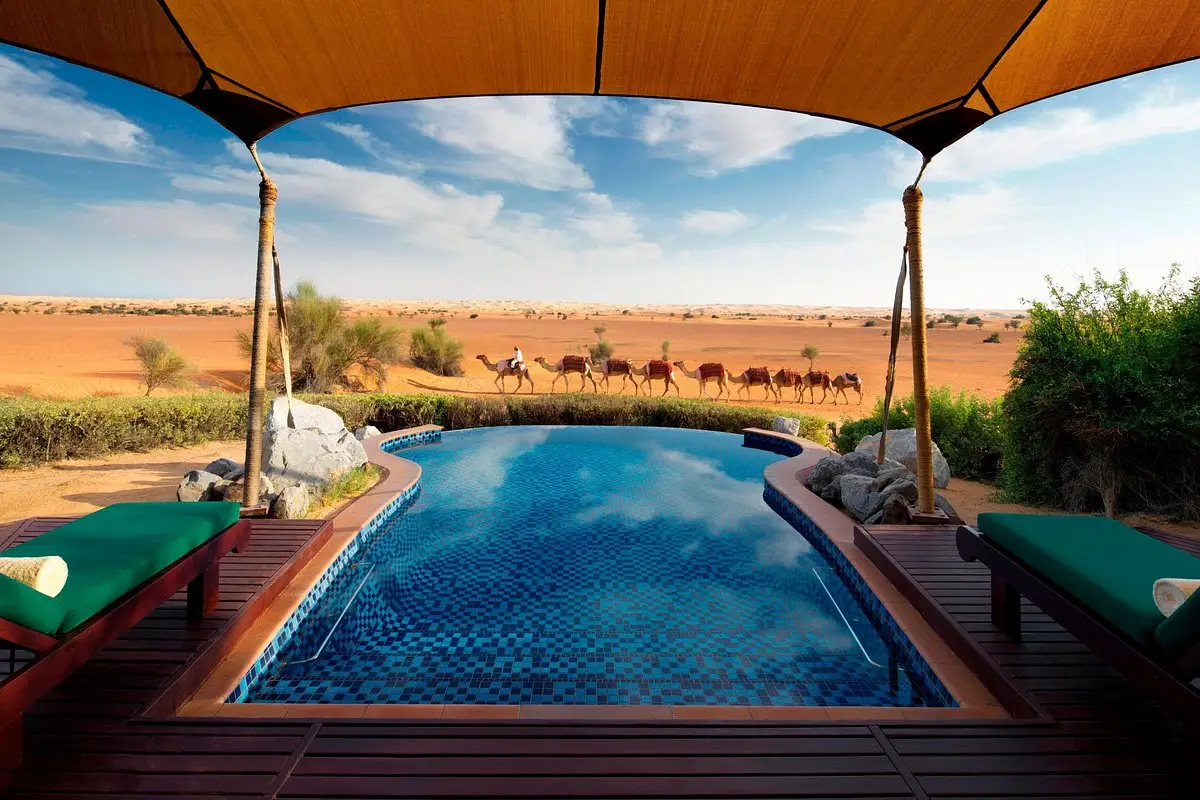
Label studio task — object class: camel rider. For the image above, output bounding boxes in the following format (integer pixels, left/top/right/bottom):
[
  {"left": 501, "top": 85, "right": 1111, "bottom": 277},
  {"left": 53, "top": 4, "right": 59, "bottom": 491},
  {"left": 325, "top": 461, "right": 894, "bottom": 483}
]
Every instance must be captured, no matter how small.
[{"left": 511, "top": 345, "right": 524, "bottom": 372}]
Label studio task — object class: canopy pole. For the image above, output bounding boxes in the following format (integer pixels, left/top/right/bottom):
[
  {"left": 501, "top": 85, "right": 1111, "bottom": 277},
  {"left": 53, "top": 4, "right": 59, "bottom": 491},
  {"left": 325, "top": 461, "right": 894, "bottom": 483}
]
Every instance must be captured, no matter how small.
[
  {"left": 242, "top": 142, "right": 278, "bottom": 511},
  {"left": 902, "top": 158, "right": 935, "bottom": 514}
]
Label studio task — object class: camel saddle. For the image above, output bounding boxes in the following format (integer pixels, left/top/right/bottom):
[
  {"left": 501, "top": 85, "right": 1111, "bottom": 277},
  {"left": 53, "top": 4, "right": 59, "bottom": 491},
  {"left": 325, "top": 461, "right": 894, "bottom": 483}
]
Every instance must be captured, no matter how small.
[
  {"left": 647, "top": 360, "right": 672, "bottom": 378},
  {"left": 562, "top": 355, "right": 588, "bottom": 372},
  {"left": 746, "top": 366, "right": 770, "bottom": 383},
  {"left": 777, "top": 369, "right": 802, "bottom": 386},
  {"left": 698, "top": 362, "right": 725, "bottom": 381},
  {"left": 607, "top": 358, "right": 631, "bottom": 374},
  {"left": 842, "top": 372, "right": 860, "bottom": 382}
]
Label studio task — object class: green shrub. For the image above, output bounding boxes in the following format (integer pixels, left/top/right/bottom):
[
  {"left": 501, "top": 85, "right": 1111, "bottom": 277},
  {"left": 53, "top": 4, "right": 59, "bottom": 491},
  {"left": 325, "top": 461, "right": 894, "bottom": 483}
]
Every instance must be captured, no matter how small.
[
  {"left": 127, "top": 335, "right": 192, "bottom": 396},
  {"left": 999, "top": 268, "right": 1200, "bottom": 518},
  {"left": 0, "top": 394, "right": 247, "bottom": 468},
  {"left": 0, "top": 393, "right": 830, "bottom": 469},
  {"left": 984, "top": 331, "right": 1001, "bottom": 343},
  {"left": 863, "top": 319, "right": 878, "bottom": 328},
  {"left": 833, "top": 386, "right": 1004, "bottom": 481},
  {"left": 409, "top": 322, "right": 464, "bottom": 376},
  {"left": 237, "top": 281, "right": 405, "bottom": 392}
]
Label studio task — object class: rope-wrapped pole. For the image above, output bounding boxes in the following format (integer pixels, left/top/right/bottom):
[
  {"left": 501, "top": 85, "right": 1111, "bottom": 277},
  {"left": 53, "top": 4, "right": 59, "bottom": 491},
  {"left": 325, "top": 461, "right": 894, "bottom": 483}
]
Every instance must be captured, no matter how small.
[
  {"left": 903, "top": 181, "right": 936, "bottom": 513},
  {"left": 242, "top": 143, "right": 277, "bottom": 511}
]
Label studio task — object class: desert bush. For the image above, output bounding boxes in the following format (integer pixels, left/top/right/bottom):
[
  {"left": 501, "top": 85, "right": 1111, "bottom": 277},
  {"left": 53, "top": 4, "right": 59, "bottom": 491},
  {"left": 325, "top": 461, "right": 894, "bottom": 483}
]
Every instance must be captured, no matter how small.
[
  {"left": 409, "top": 319, "right": 465, "bottom": 377},
  {"left": 999, "top": 267, "right": 1200, "bottom": 519},
  {"left": 588, "top": 324, "right": 615, "bottom": 362},
  {"left": 900, "top": 322, "right": 912, "bottom": 340},
  {"left": 801, "top": 344, "right": 819, "bottom": 370},
  {"left": 984, "top": 331, "right": 1001, "bottom": 343},
  {"left": 833, "top": 386, "right": 1004, "bottom": 481},
  {"left": 237, "top": 281, "right": 405, "bottom": 392},
  {"left": 127, "top": 335, "right": 191, "bottom": 396},
  {"left": 966, "top": 315, "right": 983, "bottom": 327},
  {"left": 0, "top": 393, "right": 830, "bottom": 469},
  {"left": 469, "top": 313, "right": 479, "bottom": 319},
  {"left": 863, "top": 319, "right": 878, "bottom": 328},
  {"left": 660, "top": 340, "right": 671, "bottom": 360}
]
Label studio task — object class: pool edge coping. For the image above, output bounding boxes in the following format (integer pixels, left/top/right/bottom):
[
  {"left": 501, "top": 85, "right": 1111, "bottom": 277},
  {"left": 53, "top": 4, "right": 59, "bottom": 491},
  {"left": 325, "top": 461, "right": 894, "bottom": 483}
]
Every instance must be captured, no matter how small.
[{"left": 177, "top": 424, "right": 1008, "bottom": 721}]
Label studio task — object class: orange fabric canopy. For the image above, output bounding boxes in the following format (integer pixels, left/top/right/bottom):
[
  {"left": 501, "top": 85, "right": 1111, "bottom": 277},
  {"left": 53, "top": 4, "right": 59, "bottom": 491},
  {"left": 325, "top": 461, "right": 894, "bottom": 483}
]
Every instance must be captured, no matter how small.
[{"left": 2, "top": 0, "right": 1198, "bottom": 155}]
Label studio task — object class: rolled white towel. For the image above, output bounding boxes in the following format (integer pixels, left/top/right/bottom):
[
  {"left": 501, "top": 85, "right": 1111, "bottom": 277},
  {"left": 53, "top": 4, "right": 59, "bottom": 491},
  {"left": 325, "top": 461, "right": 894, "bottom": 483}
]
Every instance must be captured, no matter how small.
[
  {"left": 1153, "top": 578, "right": 1200, "bottom": 618},
  {"left": 0, "top": 555, "right": 68, "bottom": 598}
]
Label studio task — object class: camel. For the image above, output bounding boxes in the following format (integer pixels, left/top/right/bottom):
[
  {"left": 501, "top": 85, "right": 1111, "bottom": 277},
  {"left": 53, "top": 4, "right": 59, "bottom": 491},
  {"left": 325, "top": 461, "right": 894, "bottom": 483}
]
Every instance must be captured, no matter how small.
[
  {"left": 534, "top": 355, "right": 598, "bottom": 393},
  {"left": 800, "top": 370, "right": 830, "bottom": 404},
  {"left": 594, "top": 358, "right": 641, "bottom": 395},
  {"left": 729, "top": 366, "right": 780, "bottom": 402},
  {"left": 830, "top": 372, "right": 864, "bottom": 405},
  {"left": 771, "top": 368, "right": 805, "bottom": 402},
  {"left": 476, "top": 354, "right": 534, "bottom": 394},
  {"left": 672, "top": 361, "right": 729, "bottom": 400},
  {"left": 633, "top": 359, "right": 681, "bottom": 396}
]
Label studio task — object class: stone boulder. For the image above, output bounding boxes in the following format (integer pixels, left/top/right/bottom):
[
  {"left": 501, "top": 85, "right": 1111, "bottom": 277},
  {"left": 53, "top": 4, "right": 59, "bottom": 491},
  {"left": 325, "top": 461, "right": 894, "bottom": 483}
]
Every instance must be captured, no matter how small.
[
  {"left": 806, "top": 455, "right": 847, "bottom": 493},
  {"left": 839, "top": 474, "right": 881, "bottom": 522},
  {"left": 268, "top": 396, "right": 346, "bottom": 436},
  {"left": 203, "top": 458, "right": 243, "bottom": 480},
  {"left": 819, "top": 473, "right": 844, "bottom": 504},
  {"left": 881, "top": 493, "right": 910, "bottom": 524},
  {"left": 263, "top": 426, "right": 367, "bottom": 487},
  {"left": 178, "top": 470, "right": 227, "bottom": 502},
  {"left": 840, "top": 450, "right": 880, "bottom": 478},
  {"left": 855, "top": 428, "right": 951, "bottom": 488},
  {"left": 770, "top": 416, "right": 802, "bottom": 437},
  {"left": 271, "top": 484, "right": 311, "bottom": 520},
  {"left": 262, "top": 398, "right": 366, "bottom": 487},
  {"left": 354, "top": 425, "right": 382, "bottom": 441}
]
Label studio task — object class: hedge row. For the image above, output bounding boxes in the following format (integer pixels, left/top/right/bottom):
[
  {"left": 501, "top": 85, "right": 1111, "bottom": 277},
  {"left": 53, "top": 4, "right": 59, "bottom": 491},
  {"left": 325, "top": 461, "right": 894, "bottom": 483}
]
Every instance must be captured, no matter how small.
[{"left": 0, "top": 392, "right": 830, "bottom": 468}]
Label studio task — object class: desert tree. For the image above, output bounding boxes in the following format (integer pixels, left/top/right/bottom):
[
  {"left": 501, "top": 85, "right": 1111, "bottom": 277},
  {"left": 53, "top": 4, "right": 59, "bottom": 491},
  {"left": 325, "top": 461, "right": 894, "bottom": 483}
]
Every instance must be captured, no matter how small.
[{"left": 127, "top": 335, "right": 191, "bottom": 396}]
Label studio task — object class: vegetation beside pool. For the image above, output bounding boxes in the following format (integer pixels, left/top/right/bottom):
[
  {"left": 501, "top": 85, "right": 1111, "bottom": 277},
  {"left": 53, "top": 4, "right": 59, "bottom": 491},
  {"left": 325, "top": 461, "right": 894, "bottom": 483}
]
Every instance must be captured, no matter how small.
[{"left": 0, "top": 392, "right": 830, "bottom": 469}]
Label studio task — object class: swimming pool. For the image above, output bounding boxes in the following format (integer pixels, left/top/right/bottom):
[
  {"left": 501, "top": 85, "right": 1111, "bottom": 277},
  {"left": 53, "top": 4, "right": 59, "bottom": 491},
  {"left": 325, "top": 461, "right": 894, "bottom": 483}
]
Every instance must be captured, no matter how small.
[{"left": 235, "top": 426, "right": 951, "bottom": 707}]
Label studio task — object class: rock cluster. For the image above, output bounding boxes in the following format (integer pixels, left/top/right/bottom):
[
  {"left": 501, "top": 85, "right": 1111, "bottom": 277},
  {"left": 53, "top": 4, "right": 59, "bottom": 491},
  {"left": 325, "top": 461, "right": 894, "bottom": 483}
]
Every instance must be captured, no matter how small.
[
  {"left": 805, "top": 446, "right": 959, "bottom": 525},
  {"left": 177, "top": 398, "right": 368, "bottom": 519},
  {"left": 854, "top": 428, "right": 951, "bottom": 489}
]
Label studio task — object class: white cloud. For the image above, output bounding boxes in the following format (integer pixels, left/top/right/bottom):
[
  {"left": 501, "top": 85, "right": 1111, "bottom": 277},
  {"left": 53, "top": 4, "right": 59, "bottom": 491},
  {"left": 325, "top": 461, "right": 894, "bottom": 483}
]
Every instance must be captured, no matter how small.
[
  {"left": 897, "top": 83, "right": 1200, "bottom": 184},
  {"left": 78, "top": 200, "right": 255, "bottom": 241},
  {"left": 169, "top": 165, "right": 258, "bottom": 196},
  {"left": 0, "top": 54, "right": 152, "bottom": 161},
  {"left": 680, "top": 209, "right": 749, "bottom": 234},
  {"left": 569, "top": 192, "right": 645, "bottom": 245},
  {"left": 408, "top": 97, "right": 595, "bottom": 190},
  {"left": 640, "top": 101, "right": 855, "bottom": 174},
  {"left": 325, "top": 122, "right": 383, "bottom": 158},
  {"left": 812, "top": 186, "right": 1022, "bottom": 240}
]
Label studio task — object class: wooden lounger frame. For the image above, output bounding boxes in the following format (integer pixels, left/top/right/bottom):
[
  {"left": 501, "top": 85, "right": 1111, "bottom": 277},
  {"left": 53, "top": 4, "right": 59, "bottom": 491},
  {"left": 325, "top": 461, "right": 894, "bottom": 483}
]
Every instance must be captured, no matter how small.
[
  {"left": 956, "top": 524, "right": 1200, "bottom": 724},
  {"left": 0, "top": 519, "right": 252, "bottom": 781}
]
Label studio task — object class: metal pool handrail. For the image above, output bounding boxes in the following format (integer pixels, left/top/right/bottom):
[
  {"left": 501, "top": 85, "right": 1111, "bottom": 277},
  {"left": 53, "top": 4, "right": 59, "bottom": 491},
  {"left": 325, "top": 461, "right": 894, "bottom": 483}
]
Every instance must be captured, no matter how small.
[
  {"left": 811, "top": 568, "right": 899, "bottom": 671},
  {"left": 283, "top": 563, "right": 377, "bottom": 667}
]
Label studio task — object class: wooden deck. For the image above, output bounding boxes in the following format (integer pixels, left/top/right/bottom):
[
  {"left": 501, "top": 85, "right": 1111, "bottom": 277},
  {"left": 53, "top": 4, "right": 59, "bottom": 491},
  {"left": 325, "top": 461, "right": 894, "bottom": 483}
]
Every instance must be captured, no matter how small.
[{"left": 0, "top": 516, "right": 1190, "bottom": 798}]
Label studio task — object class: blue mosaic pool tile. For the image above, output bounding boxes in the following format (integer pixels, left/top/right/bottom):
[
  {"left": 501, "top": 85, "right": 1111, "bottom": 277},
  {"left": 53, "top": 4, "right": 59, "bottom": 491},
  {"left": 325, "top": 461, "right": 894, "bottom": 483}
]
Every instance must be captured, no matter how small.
[
  {"left": 226, "top": 428, "right": 440, "bottom": 703},
  {"left": 742, "top": 430, "right": 805, "bottom": 457}
]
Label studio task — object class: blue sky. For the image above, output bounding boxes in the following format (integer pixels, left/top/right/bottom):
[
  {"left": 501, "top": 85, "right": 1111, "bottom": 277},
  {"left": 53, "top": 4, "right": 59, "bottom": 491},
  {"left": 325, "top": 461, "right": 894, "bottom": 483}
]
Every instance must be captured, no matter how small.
[{"left": 1, "top": 44, "right": 1199, "bottom": 308}]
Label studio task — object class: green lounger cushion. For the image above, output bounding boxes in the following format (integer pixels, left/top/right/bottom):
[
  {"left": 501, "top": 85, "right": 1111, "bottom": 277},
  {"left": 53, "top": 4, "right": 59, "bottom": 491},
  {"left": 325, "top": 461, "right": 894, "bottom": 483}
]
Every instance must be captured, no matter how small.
[
  {"left": 0, "top": 502, "right": 239, "bottom": 635},
  {"left": 978, "top": 513, "right": 1200, "bottom": 652}
]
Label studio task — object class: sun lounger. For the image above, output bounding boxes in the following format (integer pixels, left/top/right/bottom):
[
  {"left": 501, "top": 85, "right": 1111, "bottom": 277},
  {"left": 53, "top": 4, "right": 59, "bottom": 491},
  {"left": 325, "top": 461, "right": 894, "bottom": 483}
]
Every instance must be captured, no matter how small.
[
  {"left": 958, "top": 513, "right": 1200, "bottom": 721},
  {"left": 0, "top": 503, "right": 250, "bottom": 780}
]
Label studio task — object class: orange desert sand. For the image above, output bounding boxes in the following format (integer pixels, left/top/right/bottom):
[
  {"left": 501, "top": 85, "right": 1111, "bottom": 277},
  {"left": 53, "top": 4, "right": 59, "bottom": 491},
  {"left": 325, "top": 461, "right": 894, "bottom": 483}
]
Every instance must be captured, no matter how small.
[{"left": 0, "top": 295, "right": 1024, "bottom": 419}]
